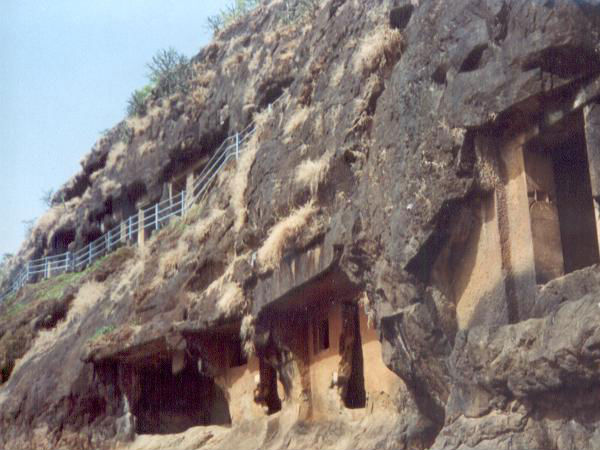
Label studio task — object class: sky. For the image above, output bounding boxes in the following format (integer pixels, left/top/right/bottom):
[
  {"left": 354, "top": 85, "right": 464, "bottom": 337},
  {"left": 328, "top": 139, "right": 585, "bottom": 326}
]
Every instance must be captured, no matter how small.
[{"left": 0, "top": 0, "right": 225, "bottom": 256}]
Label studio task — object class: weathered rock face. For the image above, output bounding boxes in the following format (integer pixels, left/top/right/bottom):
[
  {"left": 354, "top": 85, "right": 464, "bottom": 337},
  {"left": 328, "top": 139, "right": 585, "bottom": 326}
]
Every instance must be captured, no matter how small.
[{"left": 2, "top": 0, "right": 600, "bottom": 449}]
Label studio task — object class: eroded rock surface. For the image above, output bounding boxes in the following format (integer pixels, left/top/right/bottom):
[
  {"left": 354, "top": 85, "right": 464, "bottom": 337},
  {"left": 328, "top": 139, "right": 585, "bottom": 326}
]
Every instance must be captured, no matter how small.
[{"left": 2, "top": 0, "right": 600, "bottom": 449}]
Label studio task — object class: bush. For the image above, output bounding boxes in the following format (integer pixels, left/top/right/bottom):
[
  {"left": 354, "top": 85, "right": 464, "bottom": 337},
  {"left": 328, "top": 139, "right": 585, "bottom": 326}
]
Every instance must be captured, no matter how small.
[
  {"left": 147, "top": 47, "right": 192, "bottom": 98},
  {"left": 125, "top": 48, "right": 192, "bottom": 117},
  {"left": 127, "top": 84, "right": 153, "bottom": 117},
  {"left": 207, "top": 0, "right": 263, "bottom": 34}
]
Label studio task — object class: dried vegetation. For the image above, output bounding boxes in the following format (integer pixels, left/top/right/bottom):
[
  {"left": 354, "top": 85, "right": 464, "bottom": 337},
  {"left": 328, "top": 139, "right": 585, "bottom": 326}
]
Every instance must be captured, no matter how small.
[
  {"left": 256, "top": 201, "right": 317, "bottom": 271},
  {"left": 353, "top": 24, "right": 404, "bottom": 75},
  {"left": 295, "top": 152, "right": 331, "bottom": 196}
]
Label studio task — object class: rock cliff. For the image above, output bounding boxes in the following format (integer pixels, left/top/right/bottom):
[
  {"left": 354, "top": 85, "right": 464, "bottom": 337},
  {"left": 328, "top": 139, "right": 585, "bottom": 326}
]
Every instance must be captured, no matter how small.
[{"left": 2, "top": 0, "right": 600, "bottom": 449}]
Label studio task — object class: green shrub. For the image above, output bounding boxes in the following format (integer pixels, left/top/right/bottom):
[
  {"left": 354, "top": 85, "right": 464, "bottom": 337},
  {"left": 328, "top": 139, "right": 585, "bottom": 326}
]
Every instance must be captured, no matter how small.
[
  {"left": 127, "top": 84, "right": 153, "bottom": 117},
  {"left": 147, "top": 48, "right": 192, "bottom": 98},
  {"left": 90, "top": 324, "right": 116, "bottom": 341},
  {"left": 124, "top": 48, "right": 192, "bottom": 117}
]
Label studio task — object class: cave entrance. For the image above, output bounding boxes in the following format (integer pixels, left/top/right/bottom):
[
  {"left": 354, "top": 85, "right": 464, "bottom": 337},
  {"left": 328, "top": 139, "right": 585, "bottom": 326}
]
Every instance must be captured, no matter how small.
[
  {"left": 525, "top": 111, "right": 600, "bottom": 283},
  {"left": 133, "top": 358, "right": 231, "bottom": 435},
  {"left": 257, "top": 359, "right": 282, "bottom": 415},
  {"left": 308, "top": 299, "right": 366, "bottom": 412},
  {"left": 339, "top": 303, "right": 366, "bottom": 409},
  {"left": 51, "top": 228, "right": 75, "bottom": 254}
]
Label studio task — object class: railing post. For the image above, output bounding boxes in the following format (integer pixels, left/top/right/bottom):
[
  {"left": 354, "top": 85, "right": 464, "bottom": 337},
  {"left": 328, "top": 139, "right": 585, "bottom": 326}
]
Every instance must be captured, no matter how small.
[
  {"left": 68, "top": 252, "right": 74, "bottom": 272},
  {"left": 88, "top": 243, "right": 93, "bottom": 267},
  {"left": 185, "top": 172, "right": 195, "bottom": 212},
  {"left": 128, "top": 216, "right": 133, "bottom": 242},
  {"left": 235, "top": 132, "right": 240, "bottom": 160},
  {"left": 121, "top": 221, "right": 127, "bottom": 244},
  {"left": 155, "top": 203, "right": 159, "bottom": 231},
  {"left": 105, "top": 233, "right": 110, "bottom": 254},
  {"left": 25, "top": 262, "right": 30, "bottom": 282},
  {"left": 181, "top": 190, "right": 186, "bottom": 215},
  {"left": 44, "top": 257, "right": 49, "bottom": 279},
  {"left": 137, "top": 209, "right": 145, "bottom": 247}
]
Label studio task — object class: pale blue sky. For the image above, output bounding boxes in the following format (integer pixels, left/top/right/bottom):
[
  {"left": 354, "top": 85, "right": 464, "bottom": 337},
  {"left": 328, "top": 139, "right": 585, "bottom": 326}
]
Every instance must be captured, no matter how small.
[{"left": 0, "top": 0, "right": 224, "bottom": 256}]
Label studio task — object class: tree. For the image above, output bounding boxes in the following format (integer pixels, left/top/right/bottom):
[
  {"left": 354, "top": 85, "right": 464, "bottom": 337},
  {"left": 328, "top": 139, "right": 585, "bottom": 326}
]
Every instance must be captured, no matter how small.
[
  {"left": 22, "top": 219, "right": 35, "bottom": 240},
  {"left": 41, "top": 188, "right": 54, "bottom": 207},
  {"left": 146, "top": 48, "right": 191, "bottom": 98}
]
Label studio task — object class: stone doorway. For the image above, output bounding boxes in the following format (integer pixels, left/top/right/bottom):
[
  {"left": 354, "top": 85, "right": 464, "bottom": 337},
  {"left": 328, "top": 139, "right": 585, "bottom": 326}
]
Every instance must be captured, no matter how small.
[
  {"left": 525, "top": 110, "right": 600, "bottom": 283},
  {"left": 133, "top": 359, "right": 231, "bottom": 435},
  {"left": 339, "top": 303, "right": 366, "bottom": 409}
]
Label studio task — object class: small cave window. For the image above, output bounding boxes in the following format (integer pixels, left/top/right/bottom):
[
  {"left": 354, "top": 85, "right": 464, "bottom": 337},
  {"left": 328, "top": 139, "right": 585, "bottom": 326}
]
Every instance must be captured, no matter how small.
[
  {"left": 458, "top": 44, "right": 489, "bottom": 73},
  {"left": 389, "top": 4, "right": 414, "bottom": 31},
  {"left": 126, "top": 180, "right": 147, "bottom": 210},
  {"left": 313, "top": 319, "right": 330, "bottom": 354},
  {"left": 525, "top": 111, "right": 599, "bottom": 283},
  {"left": 431, "top": 65, "right": 447, "bottom": 85},
  {"left": 133, "top": 359, "right": 231, "bottom": 434}
]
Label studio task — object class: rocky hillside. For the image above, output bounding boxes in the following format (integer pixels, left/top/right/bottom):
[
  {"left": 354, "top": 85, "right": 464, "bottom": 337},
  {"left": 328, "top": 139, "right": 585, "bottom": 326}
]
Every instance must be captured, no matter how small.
[{"left": 2, "top": 0, "right": 600, "bottom": 449}]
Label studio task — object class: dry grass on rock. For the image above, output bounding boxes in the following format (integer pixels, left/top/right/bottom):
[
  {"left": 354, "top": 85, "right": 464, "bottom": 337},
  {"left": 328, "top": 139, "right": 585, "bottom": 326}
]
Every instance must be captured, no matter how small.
[
  {"left": 257, "top": 201, "right": 317, "bottom": 271},
  {"left": 284, "top": 106, "right": 310, "bottom": 143},
  {"left": 295, "top": 152, "right": 331, "bottom": 196},
  {"left": 353, "top": 25, "right": 404, "bottom": 75},
  {"left": 216, "top": 282, "right": 245, "bottom": 319}
]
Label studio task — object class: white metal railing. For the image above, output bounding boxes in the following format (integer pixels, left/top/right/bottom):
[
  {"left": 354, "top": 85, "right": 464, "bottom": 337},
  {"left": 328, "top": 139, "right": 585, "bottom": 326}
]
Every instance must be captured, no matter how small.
[{"left": 0, "top": 96, "right": 281, "bottom": 303}]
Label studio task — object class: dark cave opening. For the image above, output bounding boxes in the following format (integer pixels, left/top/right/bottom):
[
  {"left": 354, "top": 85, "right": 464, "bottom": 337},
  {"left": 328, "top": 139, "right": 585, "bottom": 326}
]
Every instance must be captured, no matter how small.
[
  {"left": 257, "top": 359, "right": 282, "bottom": 415},
  {"left": 525, "top": 110, "right": 599, "bottom": 283},
  {"left": 133, "top": 359, "right": 231, "bottom": 434},
  {"left": 340, "top": 304, "right": 366, "bottom": 409},
  {"left": 389, "top": 4, "right": 414, "bottom": 31},
  {"left": 552, "top": 133, "right": 599, "bottom": 274},
  {"left": 51, "top": 228, "right": 76, "bottom": 253}
]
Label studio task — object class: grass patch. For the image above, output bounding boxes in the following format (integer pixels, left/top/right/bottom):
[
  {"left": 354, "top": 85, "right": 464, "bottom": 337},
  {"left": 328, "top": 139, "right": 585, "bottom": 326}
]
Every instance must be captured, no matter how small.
[
  {"left": 2, "top": 292, "right": 16, "bottom": 306},
  {"left": 37, "top": 271, "right": 87, "bottom": 302},
  {"left": 0, "top": 252, "right": 121, "bottom": 320},
  {"left": 88, "top": 253, "right": 111, "bottom": 272},
  {"left": 89, "top": 324, "right": 116, "bottom": 341},
  {"left": 5, "top": 302, "right": 25, "bottom": 317},
  {"left": 157, "top": 216, "right": 187, "bottom": 240}
]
